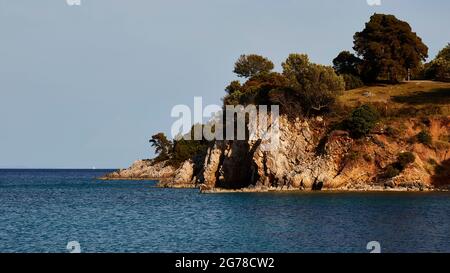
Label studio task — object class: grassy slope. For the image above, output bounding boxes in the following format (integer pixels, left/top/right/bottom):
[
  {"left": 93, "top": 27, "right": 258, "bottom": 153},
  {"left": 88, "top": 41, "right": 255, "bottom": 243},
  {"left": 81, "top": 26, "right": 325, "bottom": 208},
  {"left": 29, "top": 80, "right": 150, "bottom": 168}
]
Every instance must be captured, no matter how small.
[
  {"left": 339, "top": 80, "right": 450, "bottom": 115},
  {"left": 336, "top": 80, "right": 450, "bottom": 187}
]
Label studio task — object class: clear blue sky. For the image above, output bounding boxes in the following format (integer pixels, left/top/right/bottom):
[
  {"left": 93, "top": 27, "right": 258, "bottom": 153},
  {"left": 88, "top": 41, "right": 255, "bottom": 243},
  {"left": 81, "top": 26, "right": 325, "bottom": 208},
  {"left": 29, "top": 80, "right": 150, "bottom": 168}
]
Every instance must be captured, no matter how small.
[{"left": 0, "top": 0, "right": 449, "bottom": 168}]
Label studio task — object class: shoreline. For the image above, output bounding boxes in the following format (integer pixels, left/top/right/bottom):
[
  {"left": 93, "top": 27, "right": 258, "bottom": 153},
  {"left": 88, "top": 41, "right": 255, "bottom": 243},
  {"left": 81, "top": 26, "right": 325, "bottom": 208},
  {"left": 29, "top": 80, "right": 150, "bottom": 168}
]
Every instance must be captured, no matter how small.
[
  {"left": 98, "top": 177, "right": 449, "bottom": 193},
  {"left": 199, "top": 185, "right": 448, "bottom": 194}
]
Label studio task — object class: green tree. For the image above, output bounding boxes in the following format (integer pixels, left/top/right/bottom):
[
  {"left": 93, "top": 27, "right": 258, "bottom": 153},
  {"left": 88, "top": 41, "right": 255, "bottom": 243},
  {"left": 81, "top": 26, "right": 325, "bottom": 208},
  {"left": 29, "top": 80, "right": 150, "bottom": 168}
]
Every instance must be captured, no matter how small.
[
  {"left": 342, "top": 73, "right": 364, "bottom": 90},
  {"left": 344, "top": 104, "right": 380, "bottom": 138},
  {"left": 233, "top": 54, "right": 274, "bottom": 78},
  {"left": 169, "top": 125, "right": 210, "bottom": 167},
  {"left": 436, "top": 43, "right": 450, "bottom": 60},
  {"left": 223, "top": 72, "right": 288, "bottom": 106},
  {"left": 425, "top": 43, "right": 450, "bottom": 82},
  {"left": 332, "top": 51, "right": 362, "bottom": 76},
  {"left": 149, "top": 133, "right": 172, "bottom": 161},
  {"left": 353, "top": 14, "right": 428, "bottom": 83},
  {"left": 225, "top": 80, "right": 241, "bottom": 94},
  {"left": 282, "top": 54, "right": 345, "bottom": 115}
]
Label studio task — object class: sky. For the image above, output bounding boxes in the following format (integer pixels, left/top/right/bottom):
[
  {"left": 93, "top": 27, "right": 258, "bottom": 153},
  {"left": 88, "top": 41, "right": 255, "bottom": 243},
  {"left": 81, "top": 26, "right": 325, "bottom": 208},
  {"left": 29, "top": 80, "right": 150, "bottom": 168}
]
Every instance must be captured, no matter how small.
[{"left": 0, "top": 0, "right": 449, "bottom": 168}]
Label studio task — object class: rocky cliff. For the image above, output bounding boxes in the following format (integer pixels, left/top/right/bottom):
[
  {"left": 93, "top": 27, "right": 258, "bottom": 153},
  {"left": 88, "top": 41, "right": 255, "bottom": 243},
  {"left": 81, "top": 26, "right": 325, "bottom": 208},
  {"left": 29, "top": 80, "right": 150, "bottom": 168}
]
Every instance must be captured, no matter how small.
[
  {"left": 99, "top": 160, "right": 175, "bottom": 180},
  {"left": 101, "top": 115, "right": 450, "bottom": 192}
]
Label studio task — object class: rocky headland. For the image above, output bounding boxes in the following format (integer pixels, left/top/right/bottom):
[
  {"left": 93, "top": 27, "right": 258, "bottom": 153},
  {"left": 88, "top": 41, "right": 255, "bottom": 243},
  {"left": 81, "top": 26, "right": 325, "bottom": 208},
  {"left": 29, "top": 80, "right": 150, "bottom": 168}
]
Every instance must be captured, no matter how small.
[
  {"left": 101, "top": 16, "right": 450, "bottom": 193},
  {"left": 100, "top": 112, "right": 450, "bottom": 193}
]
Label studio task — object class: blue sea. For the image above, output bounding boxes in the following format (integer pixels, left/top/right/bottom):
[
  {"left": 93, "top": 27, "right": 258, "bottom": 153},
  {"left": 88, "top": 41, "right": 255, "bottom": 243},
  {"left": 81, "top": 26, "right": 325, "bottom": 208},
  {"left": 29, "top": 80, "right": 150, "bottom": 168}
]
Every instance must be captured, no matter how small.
[{"left": 0, "top": 169, "right": 449, "bottom": 253}]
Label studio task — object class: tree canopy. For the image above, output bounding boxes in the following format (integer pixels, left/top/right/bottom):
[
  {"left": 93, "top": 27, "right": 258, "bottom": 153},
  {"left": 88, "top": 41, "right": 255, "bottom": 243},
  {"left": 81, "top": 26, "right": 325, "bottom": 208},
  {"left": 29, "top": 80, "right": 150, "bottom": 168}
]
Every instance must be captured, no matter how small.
[
  {"left": 149, "top": 133, "right": 172, "bottom": 162},
  {"left": 425, "top": 43, "right": 450, "bottom": 82},
  {"left": 225, "top": 80, "right": 242, "bottom": 94},
  {"left": 353, "top": 13, "right": 428, "bottom": 82},
  {"left": 233, "top": 54, "right": 274, "bottom": 78},
  {"left": 332, "top": 51, "right": 362, "bottom": 76},
  {"left": 282, "top": 54, "right": 345, "bottom": 114}
]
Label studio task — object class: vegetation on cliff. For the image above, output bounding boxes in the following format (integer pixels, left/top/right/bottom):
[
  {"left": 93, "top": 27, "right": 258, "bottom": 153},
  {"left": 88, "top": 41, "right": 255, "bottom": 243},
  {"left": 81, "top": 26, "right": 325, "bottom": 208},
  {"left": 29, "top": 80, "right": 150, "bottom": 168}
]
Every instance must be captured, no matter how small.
[{"left": 119, "top": 13, "right": 450, "bottom": 190}]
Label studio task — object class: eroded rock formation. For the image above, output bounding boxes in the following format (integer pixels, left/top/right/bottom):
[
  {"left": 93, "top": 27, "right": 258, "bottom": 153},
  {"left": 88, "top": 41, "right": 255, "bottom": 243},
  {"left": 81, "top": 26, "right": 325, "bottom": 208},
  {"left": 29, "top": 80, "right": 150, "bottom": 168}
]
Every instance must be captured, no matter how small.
[{"left": 102, "top": 115, "right": 450, "bottom": 192}]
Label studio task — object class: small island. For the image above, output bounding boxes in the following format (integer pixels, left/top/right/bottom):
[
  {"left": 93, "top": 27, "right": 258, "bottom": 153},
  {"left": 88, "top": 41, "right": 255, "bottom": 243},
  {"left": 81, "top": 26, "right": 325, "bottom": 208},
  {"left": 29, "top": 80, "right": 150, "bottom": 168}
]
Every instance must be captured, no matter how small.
[{"left": 101, "top": 14, "right": 450, "bottom": 193}]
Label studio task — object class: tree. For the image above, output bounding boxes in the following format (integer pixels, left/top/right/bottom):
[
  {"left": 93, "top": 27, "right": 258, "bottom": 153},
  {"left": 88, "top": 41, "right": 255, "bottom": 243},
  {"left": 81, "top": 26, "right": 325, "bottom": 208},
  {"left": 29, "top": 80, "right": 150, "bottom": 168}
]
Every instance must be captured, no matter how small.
[
  {"left": 169, "top": 124, "right": 210, "bottom": 167},
  {"left": 342, "top": 74, "right": 364, "bottom": 90},
  {"left": 149, "top": 133, "right": 172, "bottom": 161},
  {"left": 225, "top": 80, "right": 241, "bottom": 94},
  {"left": 344, "top": 104, "right": 380, "bottom": 138},
  {"left": 353, "top": 14, "right": 428, "bottom": 83},
  {"left": 282, "top": 54, "right": 345, "bottom": 115},
  {"left": 333, "top": 51, "right": 362, "bottom": 76},
  {"left": 224, "top": 72, "right": 289, "bottom": 106},
  {"left": 233, "top": 54, "right": 274, "bottom": 78},
  {"left": 436, "top": 43, "right": 450, "bottom": 60},
  {"left": 425, "top": 43, "right": 450, "bottom": 82}
]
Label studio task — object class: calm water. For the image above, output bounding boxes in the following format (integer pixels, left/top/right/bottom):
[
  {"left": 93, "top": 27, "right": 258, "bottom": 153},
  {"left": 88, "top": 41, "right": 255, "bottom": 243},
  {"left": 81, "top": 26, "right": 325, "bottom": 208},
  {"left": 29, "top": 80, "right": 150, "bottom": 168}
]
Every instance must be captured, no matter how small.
[{"left": 0, "top": 169, "right": 449, "bottom": 253}]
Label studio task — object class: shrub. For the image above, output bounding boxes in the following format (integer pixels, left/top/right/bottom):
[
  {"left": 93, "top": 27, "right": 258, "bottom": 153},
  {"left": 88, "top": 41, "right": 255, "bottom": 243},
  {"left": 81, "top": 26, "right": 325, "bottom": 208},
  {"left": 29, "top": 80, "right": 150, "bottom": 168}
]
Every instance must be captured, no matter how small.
[
  {"left": 417, "top": 130, "right": 432, "bottom": 145},
  {"left": 344, "top": 104, "right": 380, "bottom": 138},
  {"left": 421, "top": 117, "right": 431, "bottom": 127},
  {"left": 384, "top": 165, "right": 400, "bottom": 178},
  {"left": 397, "top": 152, "right": 416, "bottom": 169},
  {"left": 428, "top": 158, "right": 438, "bottom": 166},
  {"left": 365, "top": 102, "right": 392, "bottom": 118},
  {"left": 385, "top": 126, "right": 397, "bottom": 137},
  {"left": 345, "top": 151, "right": 360, "bottom": 161},
  {"left": 363, "top": 154, "right": 373, "bottom": 162},
  {"left": 342, "top": 74, "right": 364, "bottom": 90},
  {"left": 169, "top": 139, "right": 209, "bottom": 168}
]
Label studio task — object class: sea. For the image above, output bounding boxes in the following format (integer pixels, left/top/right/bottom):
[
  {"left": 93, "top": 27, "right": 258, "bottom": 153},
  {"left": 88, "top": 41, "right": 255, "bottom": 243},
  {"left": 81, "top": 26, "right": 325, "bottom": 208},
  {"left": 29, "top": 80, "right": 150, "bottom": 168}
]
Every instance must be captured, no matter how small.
[{"left": 0, "top": 169, "right": 449, "bottom": 253}]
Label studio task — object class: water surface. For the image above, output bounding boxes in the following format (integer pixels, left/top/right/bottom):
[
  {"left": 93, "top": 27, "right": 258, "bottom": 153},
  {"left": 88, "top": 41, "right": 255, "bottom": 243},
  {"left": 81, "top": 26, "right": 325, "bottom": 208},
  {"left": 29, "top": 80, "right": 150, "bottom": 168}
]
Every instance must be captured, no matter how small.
[{"left": 0, "top": 169, "right": 449, "bottom": 253}]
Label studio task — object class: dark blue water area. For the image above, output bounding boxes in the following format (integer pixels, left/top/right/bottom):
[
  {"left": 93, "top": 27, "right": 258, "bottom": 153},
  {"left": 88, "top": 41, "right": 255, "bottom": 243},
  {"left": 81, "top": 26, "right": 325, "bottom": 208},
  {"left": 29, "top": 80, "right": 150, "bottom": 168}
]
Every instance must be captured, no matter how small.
[{"left": 0, "top": 169, "right": 449, "bottom": 253}]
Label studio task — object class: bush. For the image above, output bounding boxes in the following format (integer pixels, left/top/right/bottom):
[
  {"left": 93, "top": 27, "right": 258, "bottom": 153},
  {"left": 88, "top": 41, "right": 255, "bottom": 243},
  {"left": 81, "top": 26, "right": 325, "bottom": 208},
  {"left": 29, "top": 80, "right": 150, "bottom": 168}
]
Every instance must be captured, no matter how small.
[
  {"left": 385, "top": 126, "right": 398, "bottom": 137},
  {"left": 397, "top": 152, "right": 416, "bottom": 169},
  {"left": 169, "top": 139, "right": 209, "bottom": 168},
  {"left": 345, "top": 151, "right": 360, "bottom": 161},
  {"left": 363, "top": 154, "right": 373, "bottom": 162},
  {"left": 344, "top": 104, "right": 380, "bottom": 138},
  {"left": 384, "top": 165, "right": 400, "bottom": 178},
  {"left": 342, "top": 74, "right": 364, "bottom": 90},
  {"left": 417, "top": 130, "right": 432, "bottom": 145}
]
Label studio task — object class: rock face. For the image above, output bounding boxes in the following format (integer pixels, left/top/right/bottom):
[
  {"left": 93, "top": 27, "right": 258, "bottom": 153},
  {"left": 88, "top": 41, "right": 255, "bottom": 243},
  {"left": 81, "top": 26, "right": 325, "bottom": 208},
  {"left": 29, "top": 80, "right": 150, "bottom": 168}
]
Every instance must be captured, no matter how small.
[
  {"left": 100, "top": 159, "right": 198, "bottom": 188},
  {"left": 102, "top": 115, "right": 450, "bottom": 192},
  {"left": 198, "top": 115, "right": 450, "bottom": 192},
  {"left": 198, "top": 115, "right": 354, "bottom": 191},
  {"left": 158, "top": 160, "right": 196, "bottom": 188},
  {"left": 99, "top": 160, "right": 175, "bottom": 180}
]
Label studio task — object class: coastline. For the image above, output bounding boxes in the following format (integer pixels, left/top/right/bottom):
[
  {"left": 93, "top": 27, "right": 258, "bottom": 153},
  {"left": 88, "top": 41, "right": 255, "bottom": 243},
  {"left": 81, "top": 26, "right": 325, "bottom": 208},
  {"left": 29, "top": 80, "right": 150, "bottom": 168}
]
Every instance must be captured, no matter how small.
[
  {"left": 99, "top": 94, "right": 450, "bottom": 193},
  {"left": 98, "top": 176, "right": 449, "bottom": 193}
]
